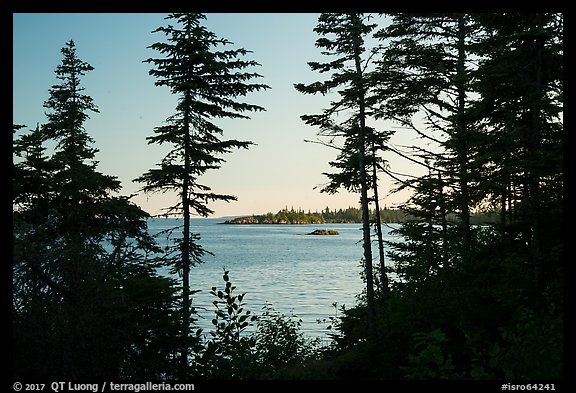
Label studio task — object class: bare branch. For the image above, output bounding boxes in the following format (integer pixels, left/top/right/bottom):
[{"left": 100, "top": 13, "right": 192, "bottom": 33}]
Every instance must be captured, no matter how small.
[
  {"left": 304, "top": 138, "right": 343, "bottom": 151},
  {"left": 387, "top": 114, "right": 445, "bottom": 145}
]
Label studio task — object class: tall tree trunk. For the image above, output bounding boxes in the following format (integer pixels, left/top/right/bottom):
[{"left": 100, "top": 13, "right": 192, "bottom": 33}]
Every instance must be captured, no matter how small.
[
  {"left": 371, "top": 140, "right": 389, "bottom": 298},
  {"left": 350, "top": 13, "right": 376, "bottom": 340},
  {"left": 180, "top": 90, "right": 192, "bottom": 374},
  {"left": 438, "top": 172, "right": 448, "bottom": 261},
  {"left": 455, "top": 15, "right": 471, "bottom": 257},
  {"left": 499, "top": 170, "right": 511, "bottom": 244},
  {"left": 528, "top": 35, "right": 544, "bottom": 293},
  {"left": 500, "top": 177, "right": 507, "bottom": 236}
]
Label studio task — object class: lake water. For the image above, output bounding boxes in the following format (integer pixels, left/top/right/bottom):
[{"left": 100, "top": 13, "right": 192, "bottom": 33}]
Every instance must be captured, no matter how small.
[{"left": 148, "top": 218, "right": 402, "bottom": 340}]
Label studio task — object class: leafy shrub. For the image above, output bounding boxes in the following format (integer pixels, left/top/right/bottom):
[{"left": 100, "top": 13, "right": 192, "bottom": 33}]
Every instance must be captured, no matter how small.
[
  {"left": 402, "top": 328, "right": 462, "bottom": 380},
  {"left": 251, "top": 304, "right": 323, "bottom": 377}
]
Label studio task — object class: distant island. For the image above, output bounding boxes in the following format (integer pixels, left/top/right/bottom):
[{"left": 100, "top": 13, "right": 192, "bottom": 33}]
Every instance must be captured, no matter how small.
[
  {"left": 222, "top": 206, "right": 501, "bottom": 225},
  {"left": 223, "top": 206, "right": 407, "bottom": 225}
]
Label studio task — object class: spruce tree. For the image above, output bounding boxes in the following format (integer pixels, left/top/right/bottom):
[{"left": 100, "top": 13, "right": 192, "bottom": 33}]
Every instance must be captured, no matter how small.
[
  {"left": 469, "top": 13, "right": 563, "bottom": 294},
  {"left": 295, "top": 13, "right": 390, "bottom": 339},
  {"left": 13, "top": 40, "right": 176, "bottom": 379},
  {"left": 378, "top": 13, "right": 563, "bottom": 378},
  {"left": 135, "top": 13, "right": 269, "bottom": 373},
  {"left": 311, "top": 13, "right": 563, "bottom": 379},
  {"left": 374, "top": 13, "right": 481, "bottom": 263}
]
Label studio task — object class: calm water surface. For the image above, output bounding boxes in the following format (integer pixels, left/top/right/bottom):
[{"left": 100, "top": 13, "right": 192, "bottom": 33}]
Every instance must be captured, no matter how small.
[{"left": 148, "top": 218, "right": 401, "bottom": 339}]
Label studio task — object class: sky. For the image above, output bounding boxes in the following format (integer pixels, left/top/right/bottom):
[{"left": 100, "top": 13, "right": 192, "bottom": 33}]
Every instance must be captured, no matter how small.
[{"left": 13, "top": 13, "right": 424, "bottom": 218}]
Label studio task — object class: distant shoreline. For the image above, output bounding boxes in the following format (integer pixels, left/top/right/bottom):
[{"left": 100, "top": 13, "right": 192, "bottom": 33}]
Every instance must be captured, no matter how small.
[
  {"left": 222, "top": 207, "right": 407, "bottom": 225},
  {"left": 149, "top": 206, "right": 500, "bottom": 226},
  {"left": 222, "top": 220, "right": 360, "bottom": 225}
]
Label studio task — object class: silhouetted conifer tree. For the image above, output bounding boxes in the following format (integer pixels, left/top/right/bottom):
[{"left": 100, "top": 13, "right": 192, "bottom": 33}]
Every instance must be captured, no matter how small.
[
  {"left": 135, "top": 13, "right": 269, "bottom": 374},
  {"left": 295, "top": 13, "right": 391, "bottom": 339},
  {"left": 468, "top": 13, "right": 563, "bottom": 294},
  {"left": 13, "top": 40, "right": 177, "bottom": 379},
  {"left": 374, "top": 13, "right": 481, "bottom": 261}
]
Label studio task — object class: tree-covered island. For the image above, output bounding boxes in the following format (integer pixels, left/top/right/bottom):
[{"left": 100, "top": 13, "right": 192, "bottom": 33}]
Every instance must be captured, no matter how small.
[
  {"left": 223, "top": 206, "right": 501, "bottom": 225},
  {"left": 223, "top": 206, "right": 407, "bottom": 224}
]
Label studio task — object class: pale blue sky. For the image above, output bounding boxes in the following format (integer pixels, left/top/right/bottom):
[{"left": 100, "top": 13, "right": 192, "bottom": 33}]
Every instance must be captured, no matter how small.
[{"left": 13, "top": 13, "right": 420, "bottom": 217}]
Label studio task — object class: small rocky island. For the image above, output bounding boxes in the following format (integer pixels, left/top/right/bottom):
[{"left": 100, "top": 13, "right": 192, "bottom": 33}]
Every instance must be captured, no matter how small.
[{"left": 307, "top": 229, "right": 339, "bottom": 235}]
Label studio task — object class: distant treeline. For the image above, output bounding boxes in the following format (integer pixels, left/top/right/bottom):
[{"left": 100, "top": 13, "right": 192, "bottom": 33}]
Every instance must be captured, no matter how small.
[
  {"left": 224, "top": 206, "right": 396, "bottom": 224},
  {"left": 224, "top": 206, "right": 499, "bottom": 225}
]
